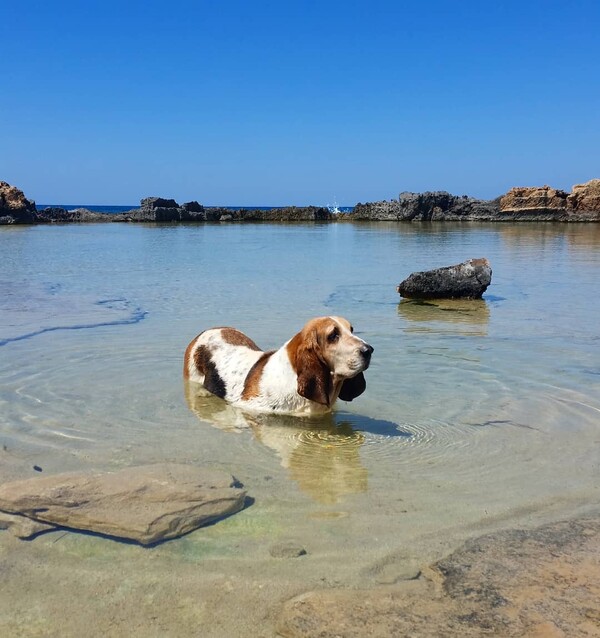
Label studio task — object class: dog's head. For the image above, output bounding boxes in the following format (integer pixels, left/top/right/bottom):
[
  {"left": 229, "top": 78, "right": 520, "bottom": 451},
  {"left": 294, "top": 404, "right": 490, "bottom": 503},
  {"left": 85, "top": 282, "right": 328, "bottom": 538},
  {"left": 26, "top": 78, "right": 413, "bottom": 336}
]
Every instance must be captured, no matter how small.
[{"left": 287, "top": 316, "right": 373, "bottom": 406}]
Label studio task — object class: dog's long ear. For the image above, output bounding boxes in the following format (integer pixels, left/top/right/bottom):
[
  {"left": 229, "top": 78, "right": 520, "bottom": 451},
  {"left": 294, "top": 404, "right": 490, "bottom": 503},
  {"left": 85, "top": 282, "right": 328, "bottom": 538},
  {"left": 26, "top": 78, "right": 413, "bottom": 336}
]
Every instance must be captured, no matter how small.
[
  {"left": 338, "top": 372, "right": 366, "bottom": 402},
  {"left": 288, "top": 331, "right": 331, "bottom": 406}
]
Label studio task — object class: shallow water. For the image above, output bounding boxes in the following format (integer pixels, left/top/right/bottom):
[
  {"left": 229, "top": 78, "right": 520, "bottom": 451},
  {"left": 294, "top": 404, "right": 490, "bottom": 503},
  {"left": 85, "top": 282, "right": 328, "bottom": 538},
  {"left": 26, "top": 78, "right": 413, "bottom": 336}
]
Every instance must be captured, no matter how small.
[{"left": 1, "top": 221, "right": 599, "bottom": 636}]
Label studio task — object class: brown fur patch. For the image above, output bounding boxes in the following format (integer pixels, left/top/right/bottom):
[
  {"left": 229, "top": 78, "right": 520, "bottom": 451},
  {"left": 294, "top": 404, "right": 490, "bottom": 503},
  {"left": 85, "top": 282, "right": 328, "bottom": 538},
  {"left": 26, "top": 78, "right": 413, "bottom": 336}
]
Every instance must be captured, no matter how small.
[
  {"left": 183, "top": 333, "right": 203, "bottom": 379},
  {"left": 286, "top": 326, "right": 332, "bottom": 406},
  {"left": 220, "top": 327, "right": 261, "bottom": 350},
  {"left": 242, "top": 351, "right": 275, "bottom": 400}
]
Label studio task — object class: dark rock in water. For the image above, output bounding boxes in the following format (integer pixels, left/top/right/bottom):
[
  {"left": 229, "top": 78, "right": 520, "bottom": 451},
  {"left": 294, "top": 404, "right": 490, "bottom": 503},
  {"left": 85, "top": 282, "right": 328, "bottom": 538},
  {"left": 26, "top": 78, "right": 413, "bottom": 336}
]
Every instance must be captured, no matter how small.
[
  {"left": 0, "top": 181, "right": 37, "bottom": 224},
  {"left": 0, "top": 463, "right": 247, "bottom": 545},
  {"left": 397, "top": 258, "right": 492, "bottom": 299},
  {"left": 181, "top": 200, "right": 204, "bottom": 213},
  {"left": 351, "top": 191, "right": 500, "bottom": 221},
  {"left": 140, "top": 196, "right": 180, "bottom": 210},
  {"left": 35, "top": 207, "right": 110, "bottom": 223}
]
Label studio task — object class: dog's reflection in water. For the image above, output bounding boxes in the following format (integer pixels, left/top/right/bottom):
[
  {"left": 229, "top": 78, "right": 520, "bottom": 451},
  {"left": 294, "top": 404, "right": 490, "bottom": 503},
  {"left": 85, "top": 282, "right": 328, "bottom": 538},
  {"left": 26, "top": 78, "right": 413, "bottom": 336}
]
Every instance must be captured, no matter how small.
[{"left": 184, "top": 382, "right": 404, "bottom": 504}]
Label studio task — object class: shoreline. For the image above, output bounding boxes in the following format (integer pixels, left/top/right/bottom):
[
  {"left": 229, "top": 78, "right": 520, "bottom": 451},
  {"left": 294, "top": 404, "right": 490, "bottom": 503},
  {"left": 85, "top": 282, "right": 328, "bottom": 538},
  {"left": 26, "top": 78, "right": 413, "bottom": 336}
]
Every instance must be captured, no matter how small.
[{"left": 2, "top": 180, "right": 600, "bottom": 225}]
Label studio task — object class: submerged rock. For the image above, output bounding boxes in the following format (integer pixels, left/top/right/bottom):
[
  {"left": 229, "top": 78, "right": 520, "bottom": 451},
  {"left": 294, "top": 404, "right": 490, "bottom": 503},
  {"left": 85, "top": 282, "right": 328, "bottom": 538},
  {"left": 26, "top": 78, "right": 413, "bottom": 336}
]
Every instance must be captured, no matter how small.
[
  {"left": 397, "top": 258, "right": 492, "bottom": 300},
  {"left": 0, "top": 463, "right": 246, "bottom": 545},
  {"left": 278, "top": 516, "right": 600, "bottom": 637},
  {"left": 269, "top": 541, "right": 308, "bottom": 558}
]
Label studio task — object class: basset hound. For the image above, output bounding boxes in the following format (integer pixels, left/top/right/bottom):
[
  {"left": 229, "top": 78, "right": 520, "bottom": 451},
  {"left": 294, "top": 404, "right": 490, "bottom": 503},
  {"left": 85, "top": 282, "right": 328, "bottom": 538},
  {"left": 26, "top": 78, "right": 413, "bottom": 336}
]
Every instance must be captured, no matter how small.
[{"left": 183, "top": 316, "right": 373, "bottom": 414}]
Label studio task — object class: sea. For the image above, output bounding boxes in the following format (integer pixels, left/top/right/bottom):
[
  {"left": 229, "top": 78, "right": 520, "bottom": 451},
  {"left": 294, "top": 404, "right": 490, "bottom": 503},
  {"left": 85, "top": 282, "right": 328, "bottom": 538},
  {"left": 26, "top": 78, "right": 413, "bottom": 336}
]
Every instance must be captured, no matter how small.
[{"left": 1, "top": 219, "right": 599, "bottom": 635}]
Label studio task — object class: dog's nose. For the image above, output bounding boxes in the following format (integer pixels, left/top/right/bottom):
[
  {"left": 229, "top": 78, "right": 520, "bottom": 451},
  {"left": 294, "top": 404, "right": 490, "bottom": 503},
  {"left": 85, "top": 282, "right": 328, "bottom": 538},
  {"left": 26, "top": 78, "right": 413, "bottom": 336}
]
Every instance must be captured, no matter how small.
[{"left": 361, "top": 344, "right": 374, "bottom": 357}]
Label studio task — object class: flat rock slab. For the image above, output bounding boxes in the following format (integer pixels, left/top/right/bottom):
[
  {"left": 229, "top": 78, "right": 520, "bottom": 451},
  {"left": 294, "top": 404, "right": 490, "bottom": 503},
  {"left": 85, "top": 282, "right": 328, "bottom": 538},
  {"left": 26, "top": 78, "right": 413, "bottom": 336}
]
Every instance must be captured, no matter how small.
[
  {"left": 397, "top": 258, "right": 492, "bottom": 299},
  {"left": 278, "top": 516, "right": 600, "bottom": 637},
  {"left": 0, "top": 464, "right": 246, "bottom": 545},
  {"left": 0, "top": 511, "right": 55, "bottom": 539}
]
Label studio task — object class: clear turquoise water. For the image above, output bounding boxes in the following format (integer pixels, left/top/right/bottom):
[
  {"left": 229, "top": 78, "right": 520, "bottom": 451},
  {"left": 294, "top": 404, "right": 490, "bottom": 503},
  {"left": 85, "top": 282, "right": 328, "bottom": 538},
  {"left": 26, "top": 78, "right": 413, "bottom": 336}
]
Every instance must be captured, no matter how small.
[{"left": 1, "top": 221, "right": 599, "bottom": 635}]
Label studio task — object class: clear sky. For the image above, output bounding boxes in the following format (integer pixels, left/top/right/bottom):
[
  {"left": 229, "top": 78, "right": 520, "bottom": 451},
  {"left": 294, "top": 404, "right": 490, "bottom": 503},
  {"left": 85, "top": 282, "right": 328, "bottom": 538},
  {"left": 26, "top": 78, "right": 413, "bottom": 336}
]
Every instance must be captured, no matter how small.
[{"left": 1, "top": 0, "right": 599, "bottom": 205}]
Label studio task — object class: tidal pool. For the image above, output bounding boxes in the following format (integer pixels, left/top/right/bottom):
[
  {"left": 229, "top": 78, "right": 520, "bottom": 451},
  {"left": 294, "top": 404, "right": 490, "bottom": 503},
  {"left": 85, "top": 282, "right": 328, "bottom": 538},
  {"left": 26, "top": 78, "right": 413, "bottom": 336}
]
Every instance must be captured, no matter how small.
[{"left": 1, "top": 221, "right": 599, "bottom": 636}]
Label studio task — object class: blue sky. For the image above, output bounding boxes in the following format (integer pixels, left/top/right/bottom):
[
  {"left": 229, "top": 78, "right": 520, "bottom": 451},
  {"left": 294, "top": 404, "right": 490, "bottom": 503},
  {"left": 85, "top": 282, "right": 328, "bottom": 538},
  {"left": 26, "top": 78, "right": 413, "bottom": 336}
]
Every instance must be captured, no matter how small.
[{"left": 1, "top": 0, "right": 599, "bottom": 205}]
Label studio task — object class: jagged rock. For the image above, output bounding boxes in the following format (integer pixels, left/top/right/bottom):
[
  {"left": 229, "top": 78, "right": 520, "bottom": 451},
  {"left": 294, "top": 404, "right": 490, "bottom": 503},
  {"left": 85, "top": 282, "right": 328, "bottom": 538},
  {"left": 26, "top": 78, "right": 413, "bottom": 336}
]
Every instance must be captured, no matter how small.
[
  {"left": 35, "top": 207, "right": 110, "bottom": 223},
  {"left": 568, "top": 178, "right": 600, "bottom": 212},
  {"left": 181, "top": 201, "right": 204, "bottom": 213},
  {"left": 277, "top": 517, "right": 600, "bottom": 638},
  {"left": 140, "top": 197, "right": 180, "bottom": 210},
  {"left": 0, "top": 181, "right": 37, "bottom": 224},
  {"left": 0, "top": 464, "right": 246, "bottom": 545},
  {"left": 351, "top": 192, "right": 499, "bottom": 221},
  {"left": 397, "top": 258, "right": 492, "bottom": 299}
]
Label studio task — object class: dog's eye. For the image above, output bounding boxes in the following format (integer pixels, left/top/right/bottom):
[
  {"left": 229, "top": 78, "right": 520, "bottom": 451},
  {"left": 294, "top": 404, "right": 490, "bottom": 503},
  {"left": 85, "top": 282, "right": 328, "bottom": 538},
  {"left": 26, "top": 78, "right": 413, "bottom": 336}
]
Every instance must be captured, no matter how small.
[
  {"left": 327, "top": 329, "right": 339, "bottom": 343},
  {"left": 350, "top": 325, "right": 354, "bottom": 333}
]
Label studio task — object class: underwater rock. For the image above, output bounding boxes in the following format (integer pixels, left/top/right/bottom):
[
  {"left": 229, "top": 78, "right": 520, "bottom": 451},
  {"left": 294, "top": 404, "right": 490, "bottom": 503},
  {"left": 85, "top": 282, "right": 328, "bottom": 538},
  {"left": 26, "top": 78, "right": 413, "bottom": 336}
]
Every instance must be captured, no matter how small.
[
  {"left": 269, "top": 542, "right": 308, "bottom": 558},
  {"left": 0, "top": 463, "right": 246, "bottom": 545},
  {"left": 278, "top": 516, "right": 600, "bottom": 637},
  {"left": 397, "top": 258, "right": 492, "bottom": 300}
]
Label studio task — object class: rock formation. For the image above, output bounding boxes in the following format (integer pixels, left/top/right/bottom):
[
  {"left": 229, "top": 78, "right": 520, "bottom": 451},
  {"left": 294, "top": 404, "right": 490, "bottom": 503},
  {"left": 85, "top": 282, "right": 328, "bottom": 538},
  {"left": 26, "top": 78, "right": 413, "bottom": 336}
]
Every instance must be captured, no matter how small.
[
  {"left": 500, "top": 185, "right": 570, "bottom": 214},
  {"left": 278, "top": 516, "right": 600, "bottom": 637},
  {"left": 0, "top": 181, "right": 37, "bottom": 224},
  {"left": 351, "top": 191, "right": 500, "bottom": 221},
  {"left": 2, "top": 178, "right": 599, "bottom": 225},
  {"left": 35, "top": 207, "right": 110, "bottom": 223},
  {"left": 568, "top": 178, "right": 600, "bottom": 213},
  {"left": 397, "top": 258, "right": 492, "bottom": 300},
  {"left": 0, "top": 463, "right": 246, "bottom": 545},
  {"left": 499, "top": 179, "right": 600, "bottom": 220}
]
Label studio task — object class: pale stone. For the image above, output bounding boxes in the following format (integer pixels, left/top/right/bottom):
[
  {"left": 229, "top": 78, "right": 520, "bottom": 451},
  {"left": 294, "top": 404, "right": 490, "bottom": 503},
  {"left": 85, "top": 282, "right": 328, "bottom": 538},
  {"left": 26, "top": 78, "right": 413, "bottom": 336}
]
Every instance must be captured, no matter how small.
[
  {"left": 0, "top": 464, "right": 246, "bottom": 545},
  {"left": 0, "top": 511, "right": 55, "bottom": 539}
]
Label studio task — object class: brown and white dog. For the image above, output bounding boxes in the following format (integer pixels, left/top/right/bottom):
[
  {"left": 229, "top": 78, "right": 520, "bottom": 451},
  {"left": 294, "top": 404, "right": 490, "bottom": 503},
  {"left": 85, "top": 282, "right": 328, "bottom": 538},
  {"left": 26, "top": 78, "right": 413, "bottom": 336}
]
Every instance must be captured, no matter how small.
[{"left": 183, "top": 316, "right": 373, "bottom": 415}]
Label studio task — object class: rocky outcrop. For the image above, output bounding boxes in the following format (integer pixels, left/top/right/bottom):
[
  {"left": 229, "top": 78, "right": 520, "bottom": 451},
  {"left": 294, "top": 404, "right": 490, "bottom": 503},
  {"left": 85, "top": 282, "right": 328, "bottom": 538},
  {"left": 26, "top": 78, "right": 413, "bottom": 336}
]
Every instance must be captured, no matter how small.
[
  {"left": 3, "top": 179, "right": 600, "bottom": 225},
  {"left": 500, "top": 185, "right": 570, "bottom": 214},
  {"left": 0, "top": 181, "right": 37, "bottom": 224},
  {"left": 568, "top": 178, "right": 600, "bottom": 213},
  {"left": 115, "top": 198, "right": 332, "bottom": 223},
  {"left": 397, "top": 258, "right": 492, "bottom": 300},
  {"left": 278, "top": 516, "right": 600, "bottom": 637},
  {"left": 351, "top": 179, "right": 600, "bottom": 222},
  {"left": 35, "top": 207, "right": 110, "bottom": 223},
  {"left": 351, "top": 191, "right": 500, "bottom": 221},
  {"left": 500, "top": 179, "right": 600, "bottom": 220},
  {"left": 0, "top": 463, "right": 246, "bottom": 545},
  {"left": 217, "top": 205, "right": 332, "bottom": 222}
]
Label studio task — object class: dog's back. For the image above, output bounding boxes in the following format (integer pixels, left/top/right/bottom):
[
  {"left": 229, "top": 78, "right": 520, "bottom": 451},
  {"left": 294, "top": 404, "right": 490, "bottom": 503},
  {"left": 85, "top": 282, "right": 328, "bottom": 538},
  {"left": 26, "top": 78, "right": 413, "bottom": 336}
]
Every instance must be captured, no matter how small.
[{"left": 184, "top": 327, "right": 264, "bottom": 402}]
